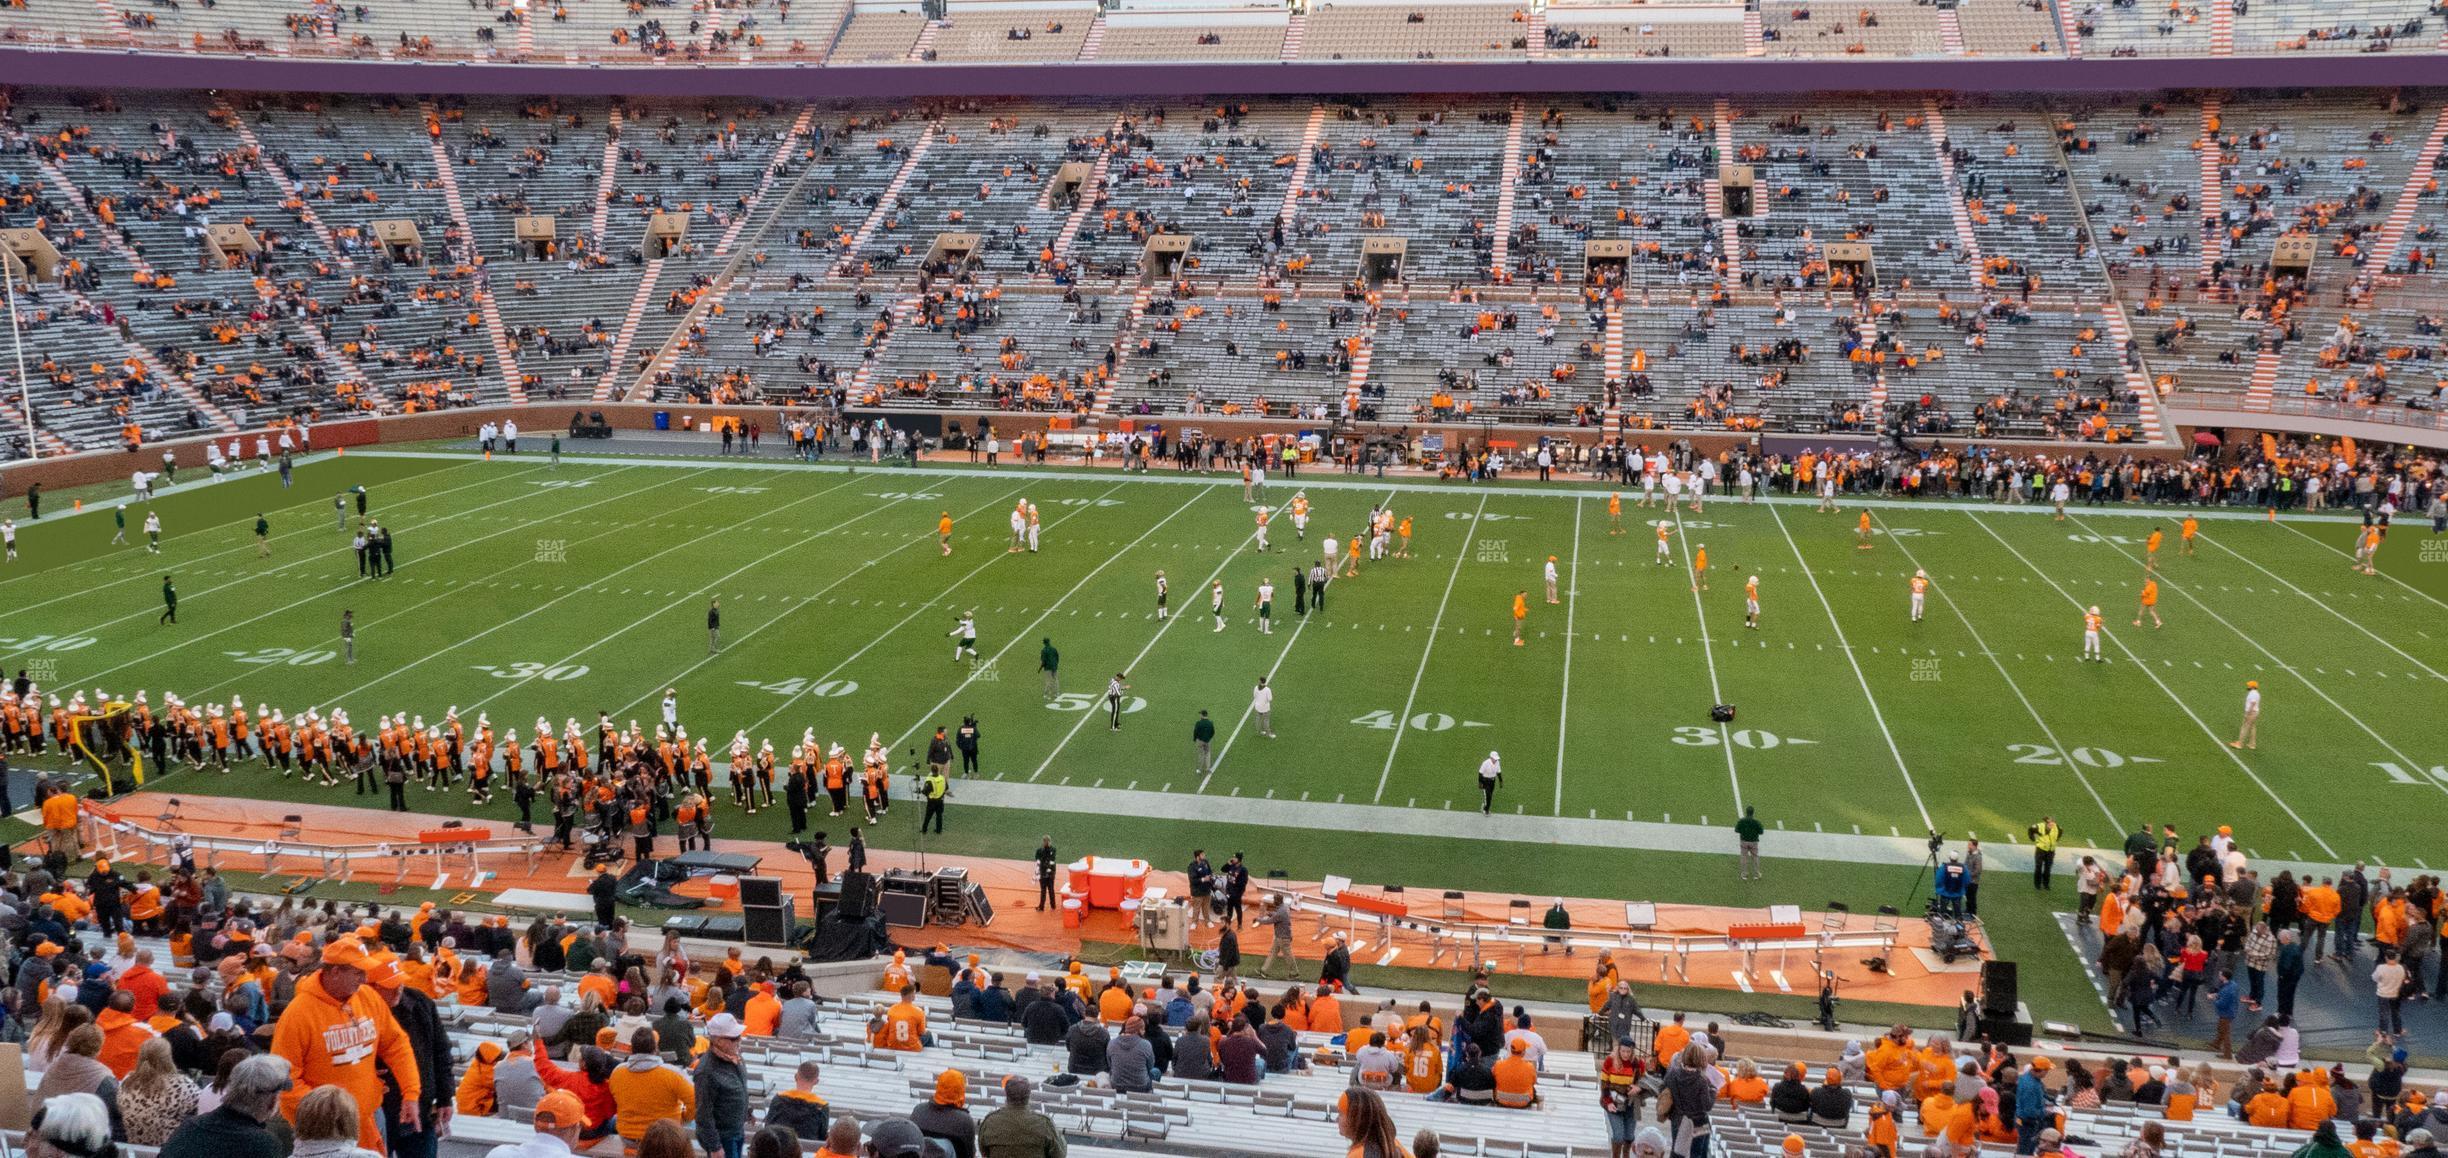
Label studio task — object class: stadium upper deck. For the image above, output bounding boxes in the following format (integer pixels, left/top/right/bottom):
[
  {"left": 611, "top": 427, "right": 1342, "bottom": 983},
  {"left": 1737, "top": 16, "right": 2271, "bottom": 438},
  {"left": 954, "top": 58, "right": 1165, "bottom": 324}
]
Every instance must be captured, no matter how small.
[{"left": 2, "top": 0, "right": 2448, "bottom": 98}]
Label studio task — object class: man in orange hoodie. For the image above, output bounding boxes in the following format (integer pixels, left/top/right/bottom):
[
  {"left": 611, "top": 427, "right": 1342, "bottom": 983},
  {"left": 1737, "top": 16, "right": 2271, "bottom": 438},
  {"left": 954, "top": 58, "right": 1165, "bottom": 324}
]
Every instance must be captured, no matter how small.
[
  {"left": 269, "top": 938, "right": 420, "bottom": 1152},
  {"left": 96, "top": 989, "right": 159, "bottom": 1077}
]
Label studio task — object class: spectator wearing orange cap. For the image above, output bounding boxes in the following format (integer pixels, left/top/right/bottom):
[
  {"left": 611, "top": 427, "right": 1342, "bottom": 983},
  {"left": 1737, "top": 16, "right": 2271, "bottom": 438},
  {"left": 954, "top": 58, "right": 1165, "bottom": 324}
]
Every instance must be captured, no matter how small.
[
  {"left": 481, "top": 1089, "right": 589, "bottom": 1158},
  {"left": 741, "top": 982, "right": 783, "bottom": 1036},
  {"left": 912, "top": 1069, "right": 977, "bottom": 1158},
  {"left": 1492, "top": 1038, "right": 1541, "bottom": 1108},
  {"left": 268, "top": 938, "right": 420, "bottom": 1153},
  {"left": 365, "top": 950, "right": 452, "bottom": 1158}
]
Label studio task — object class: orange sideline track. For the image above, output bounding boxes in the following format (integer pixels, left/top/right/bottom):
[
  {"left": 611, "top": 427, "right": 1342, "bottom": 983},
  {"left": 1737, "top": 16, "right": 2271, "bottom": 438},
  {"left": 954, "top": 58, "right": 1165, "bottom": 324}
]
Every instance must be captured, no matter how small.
[{"left": 72, "top": 792, "right": 1979, "bottom": 1006}]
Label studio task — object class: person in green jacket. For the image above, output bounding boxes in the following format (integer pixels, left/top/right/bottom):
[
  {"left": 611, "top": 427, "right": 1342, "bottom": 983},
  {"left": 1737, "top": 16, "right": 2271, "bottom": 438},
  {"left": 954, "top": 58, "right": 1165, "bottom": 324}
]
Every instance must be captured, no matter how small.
[
  {"left": 159, "top": 575, "right": 178, "bottom": 625},
  {"left": 1735, "top": 806, "right": 1765, "bottom": 880},
  {"left": 1038, "top": 637, "right": 1059, "bottom": 699},
  {"left": 978, "top": 1076, "right": 1065, "bottom": 1158},
  {"left": 254, "top": 513, "right": 271, "bottom": 558},
  {"left": 1192, "top": 710, "right": 1216, "bottom": 776}
]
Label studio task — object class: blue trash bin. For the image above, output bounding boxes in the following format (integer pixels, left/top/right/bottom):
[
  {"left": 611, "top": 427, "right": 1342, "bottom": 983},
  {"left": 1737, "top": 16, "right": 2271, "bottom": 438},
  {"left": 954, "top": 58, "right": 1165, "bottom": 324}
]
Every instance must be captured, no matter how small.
[{"left": 653, "top": 411, "right": 671, "bottom": 431}]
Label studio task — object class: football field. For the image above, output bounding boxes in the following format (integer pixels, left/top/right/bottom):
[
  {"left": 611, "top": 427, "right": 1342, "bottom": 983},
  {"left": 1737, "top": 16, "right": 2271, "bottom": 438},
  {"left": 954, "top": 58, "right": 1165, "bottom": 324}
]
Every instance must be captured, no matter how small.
[{"left": 4, "top": 448, "right": 2445, "bottom": 878}]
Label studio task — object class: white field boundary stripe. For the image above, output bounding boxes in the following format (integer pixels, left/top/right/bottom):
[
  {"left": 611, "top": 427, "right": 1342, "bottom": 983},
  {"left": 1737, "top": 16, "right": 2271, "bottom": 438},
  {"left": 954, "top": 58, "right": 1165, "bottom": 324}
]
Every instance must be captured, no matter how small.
[
  {"left": 614, "top": 480, "right": 1044, "bottom": 725},
  {"left": 0, "top": 454, "right": 475, "bottom": 593},
  {"left": 890, "top": 484, "right": 1215, "bottom": 755},
  {"left": 2195, "top": 530, "right": 2448, "bottom": 683},
  {"left": 335, "top": 472, "right": 862, "bottom": 713},
  {"left": 1671, "top": 506, "right": 1744, "bottom": 817},
  {"left": 187, "top": 469, "right": 763, "bottom": 705},
  {"left": 467, "top": 475, "right": 987, "bottom": 721},
  {"left": 1203, "top": 487, "right": 1398, "bottom": 792},
  {"left": 0, "top": 461, "right": 534, "bottom": 620},
  {"left": 0, "top": 450, "right": 357, "bottom": 538},
  {"left": 1766, "top": 502, "right": 1935, "bottom": 832},
  {"left": 2273, "top": 518, "right": 2448, "bottom": 615},
  {"left": 60, "top": 466, "right": 655, "bottom": 688},
  {"left": 1552, "top": 494, "right": 1583, "bottom": 816},
  {"left": 1371, "top": 492, "right": 1486, "bottom": 804},
  {"left": 1030, "top": 492, "right": 1294, "bottom": 784},
  {"left": 1873, "top": 510, "right": 2122, "bottom": 834},
  {"left": 2064, "top": 511, "right": 2442, "bottom": 793},
  {"left": 351, "top": 450, "right": 2389, "bottom": 525},
  {"left": 728, "top": 480, "right": 1128, "bottom": 737},
  {"left": 1967, "top": 512, "right": 2340, "bottom": 858}
]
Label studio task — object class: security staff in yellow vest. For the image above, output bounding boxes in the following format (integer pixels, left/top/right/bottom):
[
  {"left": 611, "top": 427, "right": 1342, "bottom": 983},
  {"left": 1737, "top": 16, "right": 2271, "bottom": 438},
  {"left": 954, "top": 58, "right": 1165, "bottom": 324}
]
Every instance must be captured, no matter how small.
[
  {"left": 919, "top": 767, "right": 949, "bottom": 835},
  {"left": 2030, "top": 817, "right": 2060, "bottom": 890}
]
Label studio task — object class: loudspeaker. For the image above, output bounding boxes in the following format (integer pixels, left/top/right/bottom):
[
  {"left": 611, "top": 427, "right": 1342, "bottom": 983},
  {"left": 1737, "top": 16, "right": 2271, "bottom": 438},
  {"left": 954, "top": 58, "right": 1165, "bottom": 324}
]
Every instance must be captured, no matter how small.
[
  {"left": 1980, "top": 960, "right": 2018, "bottom": 1015},
  {"left": 1976, "top": 1012, "right": 2033, "bottom": 1046},
  {"left": 879, "top": 890, "right": 929, "bottom": 929},
  {"left": 744, "top": 899, "right": 796, "bottom": 945},
  {"left": 836, "top": 871, "right": 876, "bottom": 920},
  {"left": 961, "top": 882, "right": 994, "bottom": 928},
  {"left": 740, "top": 876, "right": 783, "bottom": 907}
]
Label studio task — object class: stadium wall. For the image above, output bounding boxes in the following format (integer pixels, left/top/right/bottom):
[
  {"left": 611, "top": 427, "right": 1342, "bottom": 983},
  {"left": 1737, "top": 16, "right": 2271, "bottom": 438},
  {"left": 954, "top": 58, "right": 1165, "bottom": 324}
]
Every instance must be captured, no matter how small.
[
  {"left": 7, "top": 45, "right": 2448, "bottom": 98},
  {"left": 1, "top": 402, "right": 2215, "bottom": 500}
]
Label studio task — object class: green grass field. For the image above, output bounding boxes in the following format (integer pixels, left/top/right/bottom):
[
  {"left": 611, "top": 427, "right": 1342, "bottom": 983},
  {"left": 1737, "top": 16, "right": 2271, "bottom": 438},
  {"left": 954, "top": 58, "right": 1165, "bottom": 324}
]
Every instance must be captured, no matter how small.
[{"left": 3, "top": 447, "right": 2444, "bottom": 1039}]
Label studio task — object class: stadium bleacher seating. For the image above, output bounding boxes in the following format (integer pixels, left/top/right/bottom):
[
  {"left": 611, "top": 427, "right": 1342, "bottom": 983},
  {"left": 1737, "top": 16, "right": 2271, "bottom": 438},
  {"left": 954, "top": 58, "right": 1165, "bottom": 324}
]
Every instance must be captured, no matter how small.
[{"left": 13, "top": 81, "right": 2448, "bottom": 447}]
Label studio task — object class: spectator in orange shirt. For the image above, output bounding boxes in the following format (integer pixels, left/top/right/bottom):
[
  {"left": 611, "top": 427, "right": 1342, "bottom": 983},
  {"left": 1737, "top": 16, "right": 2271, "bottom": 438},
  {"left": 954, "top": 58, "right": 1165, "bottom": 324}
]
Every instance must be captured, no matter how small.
[{"left": 872, "top": 986, "right": 930, "bottom": 1052}]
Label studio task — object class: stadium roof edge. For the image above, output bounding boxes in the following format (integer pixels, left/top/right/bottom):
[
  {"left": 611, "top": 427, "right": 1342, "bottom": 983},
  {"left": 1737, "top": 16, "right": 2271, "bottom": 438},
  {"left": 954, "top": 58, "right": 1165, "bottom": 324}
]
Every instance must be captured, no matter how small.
[{"left": 8, "top": 45, "right": 2448, "bottom": 98}]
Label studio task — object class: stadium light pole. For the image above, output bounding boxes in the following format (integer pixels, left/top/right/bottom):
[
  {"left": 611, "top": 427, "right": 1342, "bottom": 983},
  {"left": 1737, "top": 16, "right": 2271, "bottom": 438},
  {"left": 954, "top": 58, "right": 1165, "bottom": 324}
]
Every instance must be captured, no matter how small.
[{"left": 1, "top": 258, "right": 37, "bottom": 460}]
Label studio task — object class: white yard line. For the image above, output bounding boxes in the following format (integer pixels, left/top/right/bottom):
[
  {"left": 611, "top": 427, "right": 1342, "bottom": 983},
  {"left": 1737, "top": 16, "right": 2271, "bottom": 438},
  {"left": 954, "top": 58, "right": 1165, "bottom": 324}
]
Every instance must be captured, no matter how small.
[
  {"left": 2195, "top": 530, "right": 2448, "bottom": 683},
  {"left": 1552, "top": 495, "right": 1582, "bottom": 816},
  {"left": 1028, "top": 492, "right": 1292, "bottom": 783},
  {"left": 1766, "top": 502, "right": 1934, "bottom": 832},
  {"left": 1371, "top": 493, "right": 1486, "bottom": 804},
  {"left": 0, "top": 462, "right": 537, "bottom": 619},
  {"left": 892, "top": 485, "right": 1215, "bottom": 754},
  {"left": 1875, "top": 511, "right": 2122, "bottom": 834},
  {"left": 2064, "top": 511, "right": 2442, "bottom": 799},
  {"left": 306, "top": 469, "right": 833, "bottom": 710},
  {"left": 731, "top": 480, "right": 1130, "bottom": 737},
  {"left": 1203, "top": 487, "right": 1398, "bottom": 792},
  {"left": 2272, "top": 519, "right": 2448, "bottom": 614},
  {"left": 1670, "top": 507, "right": 1744, "bottom": 817},
  {"left": 1968, "top": 513, "right": 2340, "bottom": 859},
  {"left": 62, "top": 466, "right": 665, "bottom": 690}
]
